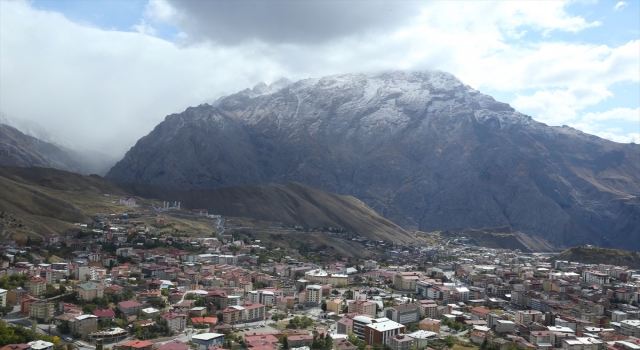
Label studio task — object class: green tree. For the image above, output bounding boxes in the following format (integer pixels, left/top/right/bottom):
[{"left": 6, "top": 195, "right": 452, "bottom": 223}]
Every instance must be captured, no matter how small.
[
  {"left": 282, "top": 335, "right": 289, "bottom": 350},
  {"left": 444, "top": 336, "right": 455, "bottom": 347}
]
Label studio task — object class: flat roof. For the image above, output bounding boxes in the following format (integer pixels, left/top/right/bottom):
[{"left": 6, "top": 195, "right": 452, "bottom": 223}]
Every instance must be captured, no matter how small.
[{"left": 192, "top": 333, "right": 224, "bottom": 341}]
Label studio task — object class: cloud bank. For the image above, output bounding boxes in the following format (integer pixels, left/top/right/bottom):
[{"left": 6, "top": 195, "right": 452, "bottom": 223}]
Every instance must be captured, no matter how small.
[{"left": 0, "top": 0, "right": 637, "bottom": 159}]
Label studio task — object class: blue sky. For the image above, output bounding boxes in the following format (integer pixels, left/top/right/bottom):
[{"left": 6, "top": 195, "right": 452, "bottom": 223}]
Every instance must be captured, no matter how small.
[{"left": 0, "top": 0, "right": 638, "bottom": 154}]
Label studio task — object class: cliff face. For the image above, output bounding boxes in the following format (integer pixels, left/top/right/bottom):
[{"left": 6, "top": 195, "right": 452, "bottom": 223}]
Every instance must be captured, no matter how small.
[{"left": 106, "top": 71, "right": 640, "bottom": 250}]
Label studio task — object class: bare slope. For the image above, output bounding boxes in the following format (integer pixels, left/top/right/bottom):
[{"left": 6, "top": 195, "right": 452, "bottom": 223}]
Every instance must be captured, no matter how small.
[
  {"left": 106, "top": 71, "right": 640, "bottom": 251},
  {"left": 0, "top": 166, "right": 413, "bottom": 243},
  {"left": 553, "top": 246, "right": 640, "bottom": 269},
  {"left": 445, "top": 227, "right": 560, "bottom": 252}
]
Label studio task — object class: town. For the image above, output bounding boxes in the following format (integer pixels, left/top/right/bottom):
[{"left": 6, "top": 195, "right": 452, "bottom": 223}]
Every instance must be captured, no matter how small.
[{"left": 0, "top": 198, "right": 639, "bottom": 350}]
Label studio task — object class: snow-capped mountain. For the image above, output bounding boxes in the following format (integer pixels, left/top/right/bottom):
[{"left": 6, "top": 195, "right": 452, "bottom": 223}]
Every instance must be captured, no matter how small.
[{"left": 106, "top": 71, "right": 640, "bottom": 250}]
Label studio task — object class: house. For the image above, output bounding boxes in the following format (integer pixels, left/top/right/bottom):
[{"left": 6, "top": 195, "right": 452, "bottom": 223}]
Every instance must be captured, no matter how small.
[
  {"left": 161, "top": 312, "right": 187, "bottom": 333},
  {"left": 287, "top": 335, "right": 314, "bottom": 348},
  {"left": 471, "top": 307, "right": 492, "bottom": 320},
  {"left": 93, "top": 309, "right": 115, "bottom": 322},
  {"left": 0, "top": 345, "right": 31, "bottom": 350},
  {"left": 43, "top": 234, "right": 59, "bottom": 247},
  {"left": 76, "top": 282, "right": 103, "bottom": 301},
  {"left": 192, "top": 209, "right": 208, "bottom": 216},
  {"left": 120, "top": 340, "right": 153, "bottom": 350},
  {"left": 118, "top": 301, "right": 142, "bottom": 315},
  {"left": 157, "top": 341, "right": 190, "bottom": 350},
  {"left": 119, "top": 197, "right": 136, "bottom": 207},
  {"left": 26, "top": 341, "right": 53, "bottom": 350}
]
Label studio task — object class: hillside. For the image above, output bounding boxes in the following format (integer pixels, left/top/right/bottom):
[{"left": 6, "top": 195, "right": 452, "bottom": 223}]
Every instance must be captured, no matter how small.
[
  {"left": 105, "top": 71, "right": 640, "bottom": 251},
  {"left": 0, "top": 123, "right": 116, "bottom": 175},
  {"left": 443, "top": 227, "right": 560, "bottom": 253},
  {"left": 0, "top": 166, "right": 413, "bottom": 244},
  {"left": 553, "top": 246, "right": 640, "bottom": 269}
]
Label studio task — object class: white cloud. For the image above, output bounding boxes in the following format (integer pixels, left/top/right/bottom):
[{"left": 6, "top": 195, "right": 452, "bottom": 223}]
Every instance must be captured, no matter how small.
[
  {"left": 0, "top": 0, "right": 638, "bottom": 156},
  {"left": 132, "top": 19, "right": 156, "bottom": 36},
  {"left": 570, "top": 121, "right": 640, "bottom": 144},
  {"left": 613, "top": 2, "right": 627, "bottom": 11},
  {"left": 583, "top": 107, "right": 640, "bottom": 122},
  {"left": 511, "top": 86, "right": 613, "bottom": 125}
]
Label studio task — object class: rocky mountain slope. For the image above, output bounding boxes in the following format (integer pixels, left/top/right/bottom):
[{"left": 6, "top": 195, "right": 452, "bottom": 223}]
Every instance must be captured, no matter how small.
[
  {"left": 0, "top": 113, "right": 118, "bottom": 175},
  {"left": 0, "top": 124, "right": 87, "bottom": 173},
  {"left": 106, "top": 71, "right": 640, "bottom": 251},
  {"left": 0, "top": 166, "right": 413, "bottom": 243}
]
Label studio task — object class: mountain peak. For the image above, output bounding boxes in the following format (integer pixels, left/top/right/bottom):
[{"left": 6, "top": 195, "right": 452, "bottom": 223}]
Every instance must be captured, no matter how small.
[{"left": 106, "top": 70, "right": 640, "bottom": 251}]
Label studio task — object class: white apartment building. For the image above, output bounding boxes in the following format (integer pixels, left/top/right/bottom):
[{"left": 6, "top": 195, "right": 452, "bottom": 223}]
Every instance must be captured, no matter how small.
[{"left": 582, "top": 271, "right": 610, "bottom": 285}]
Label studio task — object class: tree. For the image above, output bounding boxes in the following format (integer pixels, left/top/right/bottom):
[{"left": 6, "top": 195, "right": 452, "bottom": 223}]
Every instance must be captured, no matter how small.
[
  {"left": 444, "top": 336, "right": 455, "bottom": 347},
  {"left": 480, "top": 338, "right": 488, "bottom": 350},
  {"left": 321, "top": 300, "right": 327, "bottom": 312},
  {"left": 282, "top": 336, "right": 289, "bottom": 350}
]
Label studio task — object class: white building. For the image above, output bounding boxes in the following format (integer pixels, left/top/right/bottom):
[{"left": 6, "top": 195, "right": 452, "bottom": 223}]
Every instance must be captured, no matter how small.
[
  {"left": 619, "top": 320, "right": 640, "bottom": 337},
  {"left": 0, "top": 288, "right": 7, "bottom": 307},
  {"left": 582, "top": 271, "right": 610, "bottom": 285}
]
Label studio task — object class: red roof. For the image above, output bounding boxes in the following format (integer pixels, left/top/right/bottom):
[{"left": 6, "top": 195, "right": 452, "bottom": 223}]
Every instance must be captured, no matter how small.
[
  {"left": 122, "top": 340, "right": 154, "bottom": 348},
  {"left": 118, "top": 301, "right": 142, "bottom": 308},
  {"left": 93, "top": 309, "right": 116, "bottom": 317}
]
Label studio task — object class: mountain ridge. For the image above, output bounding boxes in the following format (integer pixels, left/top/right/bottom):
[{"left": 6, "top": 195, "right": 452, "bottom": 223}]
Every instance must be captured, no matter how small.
[
  {"left": 0, "top": 166, "right": 414, "bottom": 244},
  {"left": 106, "top": 70, "right": 640, "bottom": 251}
]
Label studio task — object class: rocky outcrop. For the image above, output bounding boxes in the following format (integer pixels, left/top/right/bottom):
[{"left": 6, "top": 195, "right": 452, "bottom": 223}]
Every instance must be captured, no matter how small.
[{"left": 106, "top": 71, "right": 640, "bottom": 250}]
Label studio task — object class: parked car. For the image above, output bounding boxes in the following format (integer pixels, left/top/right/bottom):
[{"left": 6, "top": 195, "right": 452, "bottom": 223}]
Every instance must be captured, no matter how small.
[{"left": 64, "top": 337, "right": 73, "bottom": 342}]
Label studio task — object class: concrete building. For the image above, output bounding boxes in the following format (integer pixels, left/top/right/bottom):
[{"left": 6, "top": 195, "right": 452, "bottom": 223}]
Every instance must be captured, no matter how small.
[
  {"left": 619, "top": 320, "right": 640, "bottom": 337},
  {"left": 393, "top": 272, "right": 422, "bottom": 291},
  {"left": 364, "top": 318, "right": 406, "bottom": 346},
  {"left": 69, "top": 315, "right": 98, "bottom": 340},
  {"left": 419, "top": 319, "right": 440, "bottom": 333},
  {"left": 29, "top": 301, "right": 54, "bottom": 322},
  {"left": 388, "top": 334, "right": 414, "bottom": 350},
  {"left": 191, "top": 333, "right": 225, "bottom": 350},
  {"left": 161, "top": 312, "right": 187, "bottom": 333},
  {"left": 303, "top": 285, "right": 322, "bottom": 306},
  {"left": 26, "top": 276, "right": 46, "bottom": 297},
  {"left": 353, "top": 316, "right": 374, "bottom": 341},
  {"left": 327, "top": 298, "right": 343, "bottom": 314},
  {"left": 348, "top": 299, "right": 377, "bottom": 317},
  {"left": 304, "top": 270, "right": 348, "bottom": 287},
  {"left": 76, "top": 282, "right": 104, "bottom": 301},
  {"left": 582, "top": 271, "right": 610, "bottom": 285},
  {"left": 495, "top": 320, "right": 516, "bottom": 334},
  {"left": 0, "top": 288, "right": 7, "bottom": 307},
  {"left": 384, "top": 304, "right": 420, "bottom": 325},
  {"left": 515, "top": 310, "right": 543, "bottom": 325}
]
